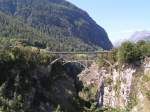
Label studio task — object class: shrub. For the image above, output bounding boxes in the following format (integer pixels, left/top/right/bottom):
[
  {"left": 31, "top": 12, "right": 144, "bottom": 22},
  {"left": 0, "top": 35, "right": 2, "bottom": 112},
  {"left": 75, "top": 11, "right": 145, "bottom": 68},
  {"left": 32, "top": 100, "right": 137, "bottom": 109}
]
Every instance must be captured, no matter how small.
[
  {"left": 111, "top": 48, "right": 118, "bottom": 63},
  {"left": 118, "top": 41, "right": 141, "bottom": 63},
  {"left": 0, "top": 46, "right": 56, "bottom": 112},
  {"left": 136, "top": 40, "right": 150, "bottom": 58}
]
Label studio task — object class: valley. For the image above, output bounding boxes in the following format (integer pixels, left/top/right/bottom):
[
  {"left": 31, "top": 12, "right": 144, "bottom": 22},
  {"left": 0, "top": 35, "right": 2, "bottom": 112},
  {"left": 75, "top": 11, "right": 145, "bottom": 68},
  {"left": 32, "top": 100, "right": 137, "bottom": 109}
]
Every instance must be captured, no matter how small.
[{"left": 0, "top": 0, "right": 150, "bottom": 112}]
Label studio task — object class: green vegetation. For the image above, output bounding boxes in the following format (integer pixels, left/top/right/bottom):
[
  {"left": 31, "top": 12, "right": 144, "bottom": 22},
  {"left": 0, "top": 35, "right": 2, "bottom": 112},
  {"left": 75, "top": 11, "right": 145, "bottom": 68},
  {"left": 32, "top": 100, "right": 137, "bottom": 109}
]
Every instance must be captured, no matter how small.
[
  {"left": 101, "top": 106, "right": 129, "bottom": 112},
  {"left": 0, "top": 46, "right": 56, "bottom": 112},
  {"left": 0, "top": 46, "right": 102, "bottom": 112},
  {"left": 117, "top": 41, "right": 141, "bottom": 63},
  {"left": 0, "top": 9, "right": 100, "bottom": 51},
  {"left": 83, "top": 102, "right": 100, "bottom": 112},
  {"left": 109, "top": 41, "right": 150, "bottom": 64},
  {"left": 105, "top": 77, "right": 113, "bottom": 86},
  {"left": 142, "top": 74, "right": 150, "bottom": 82},
  {"left": 0, "top": 0, "right": 113, "bottom": 51},
  {"left": 113, "top": 80, "right": 121, "bottom": 97},
  {"left": 0, "top": 5, "right": 100, "bottom": 51},
  {"left": 141, "top": 70, "right": 150, "bottom": 100}
]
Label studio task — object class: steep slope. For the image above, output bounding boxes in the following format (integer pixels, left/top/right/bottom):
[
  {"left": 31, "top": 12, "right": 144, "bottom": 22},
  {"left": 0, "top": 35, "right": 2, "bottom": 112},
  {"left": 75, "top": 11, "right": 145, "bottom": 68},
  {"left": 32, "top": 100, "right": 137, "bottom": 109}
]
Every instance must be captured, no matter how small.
[
  {"left": 0, "top": 0, "right": 113, "bottom": 50},
  {"left": 78, "top": 58, "right": 150, "bottom": 111},
  {"left": 0, "top": 11, "right": 100, "bottom": 51},
  {"left": 0, "top": 47, "right": 87, "bottom": 112},
  {"left": 0, "top": 11, "right": 44, "bottom": 39}
]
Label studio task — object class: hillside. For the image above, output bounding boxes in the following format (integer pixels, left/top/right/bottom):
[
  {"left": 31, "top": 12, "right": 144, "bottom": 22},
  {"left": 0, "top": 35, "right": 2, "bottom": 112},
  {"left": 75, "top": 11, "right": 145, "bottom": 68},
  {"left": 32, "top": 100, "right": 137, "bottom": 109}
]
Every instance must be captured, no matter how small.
[
  {"left": 0, "top": 11, "right": 100, "bottom": 51},
  {"left": 0, "top": 0, "right": 113, "bottom": 50}
]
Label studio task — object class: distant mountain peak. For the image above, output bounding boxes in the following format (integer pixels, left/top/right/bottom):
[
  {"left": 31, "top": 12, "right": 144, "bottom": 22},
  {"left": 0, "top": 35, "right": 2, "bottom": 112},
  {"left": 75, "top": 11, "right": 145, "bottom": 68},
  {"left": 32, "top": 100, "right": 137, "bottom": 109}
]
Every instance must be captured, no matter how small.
[{"left": 130, "top": 30, "right": 150, "bottom": 41}]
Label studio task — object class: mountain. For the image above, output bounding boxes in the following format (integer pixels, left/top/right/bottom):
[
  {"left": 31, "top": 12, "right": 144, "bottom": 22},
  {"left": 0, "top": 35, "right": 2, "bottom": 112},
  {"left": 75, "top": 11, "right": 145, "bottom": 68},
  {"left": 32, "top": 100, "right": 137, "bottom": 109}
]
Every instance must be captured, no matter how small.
[
  {"left": 130, "top": 30, "right": 150, "bottom": 42},
  {"left": 0, "top": 0, "right": 113, "bottom": 50},
  {"left": 0, "top": 11, "right": 100, "bottom": 51}
]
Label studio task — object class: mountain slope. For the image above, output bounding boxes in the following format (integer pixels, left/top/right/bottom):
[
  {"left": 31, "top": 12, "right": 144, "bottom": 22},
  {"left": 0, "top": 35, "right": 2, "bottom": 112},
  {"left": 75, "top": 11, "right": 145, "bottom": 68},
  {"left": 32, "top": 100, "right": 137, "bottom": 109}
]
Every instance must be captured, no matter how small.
[
  {"left": 0, "top": 0, "right": 113, "bottom": 50},
  {"left": 0, "top": 11, "right": 100, "bottom": 51},
  {"left": 0, "top": 11, "right": 44, "bottom": 39}
]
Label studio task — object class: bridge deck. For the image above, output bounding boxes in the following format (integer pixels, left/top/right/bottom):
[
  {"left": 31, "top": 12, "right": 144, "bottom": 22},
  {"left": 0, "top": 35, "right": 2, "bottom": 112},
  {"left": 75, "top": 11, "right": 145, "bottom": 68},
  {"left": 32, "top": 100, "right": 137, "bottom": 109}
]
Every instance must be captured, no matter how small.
[{"left": 48, "top": 51, "right": 111, "bottom": 54}]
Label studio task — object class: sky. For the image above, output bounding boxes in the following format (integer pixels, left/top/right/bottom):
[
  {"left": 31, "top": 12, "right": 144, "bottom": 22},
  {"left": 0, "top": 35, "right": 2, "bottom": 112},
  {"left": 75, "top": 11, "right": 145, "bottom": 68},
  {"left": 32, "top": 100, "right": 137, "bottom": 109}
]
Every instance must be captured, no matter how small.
[{"left": 67, "top": 0, "right": 150, "bottom": 44}]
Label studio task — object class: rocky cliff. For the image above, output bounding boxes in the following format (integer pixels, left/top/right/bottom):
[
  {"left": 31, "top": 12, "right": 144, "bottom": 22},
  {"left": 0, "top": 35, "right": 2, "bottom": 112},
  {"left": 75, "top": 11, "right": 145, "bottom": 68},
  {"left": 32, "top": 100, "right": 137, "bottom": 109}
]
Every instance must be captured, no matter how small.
[{"left": 78, "top": 58, "right": 150, "bottom": 111}]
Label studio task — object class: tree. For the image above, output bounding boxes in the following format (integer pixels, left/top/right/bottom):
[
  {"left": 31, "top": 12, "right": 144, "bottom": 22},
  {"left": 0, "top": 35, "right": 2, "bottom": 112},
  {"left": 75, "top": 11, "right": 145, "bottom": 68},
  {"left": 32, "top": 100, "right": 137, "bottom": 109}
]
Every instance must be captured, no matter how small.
[{"left": 118, "top": 41, "right": 141, "bottom": 63}]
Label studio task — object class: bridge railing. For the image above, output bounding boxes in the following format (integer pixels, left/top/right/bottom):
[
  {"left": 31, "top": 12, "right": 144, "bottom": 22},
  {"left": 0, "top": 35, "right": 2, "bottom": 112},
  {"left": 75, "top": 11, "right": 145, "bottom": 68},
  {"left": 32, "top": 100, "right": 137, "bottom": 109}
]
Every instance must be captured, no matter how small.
[
  {"left": 47, "top": 51, "right": 112, "bottom": 68},
  {"left": 48, "top": 50, "right": 112, "bottom": 54}
]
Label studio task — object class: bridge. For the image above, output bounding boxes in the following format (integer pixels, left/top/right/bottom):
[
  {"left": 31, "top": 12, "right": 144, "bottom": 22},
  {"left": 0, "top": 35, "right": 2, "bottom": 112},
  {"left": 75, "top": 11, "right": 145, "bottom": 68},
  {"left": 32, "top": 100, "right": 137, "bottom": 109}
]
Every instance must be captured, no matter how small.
[
  {"left": 48, "top": 51, "right": 111, "bottom": 54},
  {"left": 48, "top": 51, "right": 112, "bottom": 68}
]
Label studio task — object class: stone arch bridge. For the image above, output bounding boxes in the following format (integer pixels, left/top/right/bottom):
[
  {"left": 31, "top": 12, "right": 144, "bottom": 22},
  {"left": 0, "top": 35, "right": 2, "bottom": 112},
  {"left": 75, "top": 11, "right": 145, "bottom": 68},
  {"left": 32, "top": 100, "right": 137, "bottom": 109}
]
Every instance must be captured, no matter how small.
[{"left": 48, "top": 51, "right": 112, "bottom": 68}]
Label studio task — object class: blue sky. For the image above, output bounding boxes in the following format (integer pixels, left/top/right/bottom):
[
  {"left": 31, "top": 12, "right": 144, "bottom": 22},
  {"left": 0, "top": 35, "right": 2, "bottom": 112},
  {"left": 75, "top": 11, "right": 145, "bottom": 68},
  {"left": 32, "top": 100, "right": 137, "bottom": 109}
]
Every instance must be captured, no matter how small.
[{"left": 67, "top": 0, "right": 150, "bottom": 44}]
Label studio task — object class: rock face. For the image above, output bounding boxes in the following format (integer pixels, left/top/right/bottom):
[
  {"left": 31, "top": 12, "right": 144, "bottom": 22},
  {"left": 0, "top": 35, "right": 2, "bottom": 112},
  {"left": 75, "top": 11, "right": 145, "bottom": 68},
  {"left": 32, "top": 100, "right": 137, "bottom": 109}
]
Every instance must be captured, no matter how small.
[
  {"left": 79, "top": 63, "right": 100, "bottom": 85},
  {"left": 99, "top": 66, "right": 136, "bottom": 108},
  {"left": 79, "top": 63, "right": 136, "bottom": 107},
  {"left": 79, "top": 59, "right": 150, "bottom": 111},
  {"left": 131, "top": 58, "right": 150, "bottom": 112},
  {"left": 0, "top": 0, "right": 113, "bottom": 50}
]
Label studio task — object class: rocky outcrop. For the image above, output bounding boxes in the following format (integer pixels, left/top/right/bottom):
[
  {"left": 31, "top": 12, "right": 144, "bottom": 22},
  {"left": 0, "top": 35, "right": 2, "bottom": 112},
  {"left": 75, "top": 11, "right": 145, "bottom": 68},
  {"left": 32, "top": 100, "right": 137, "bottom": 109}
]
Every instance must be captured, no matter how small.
[
  {"left": 131, "top": 58, "right": 150, "bottom": 112},
  {"left": 79, "top": 63, "right": 100, "bottom": 85},
  {"left": 78, "top": 58, "right": 150, "bottom": 111},
  {"left": 99, "top": 66, "right": 136, "bottom": 108}
]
